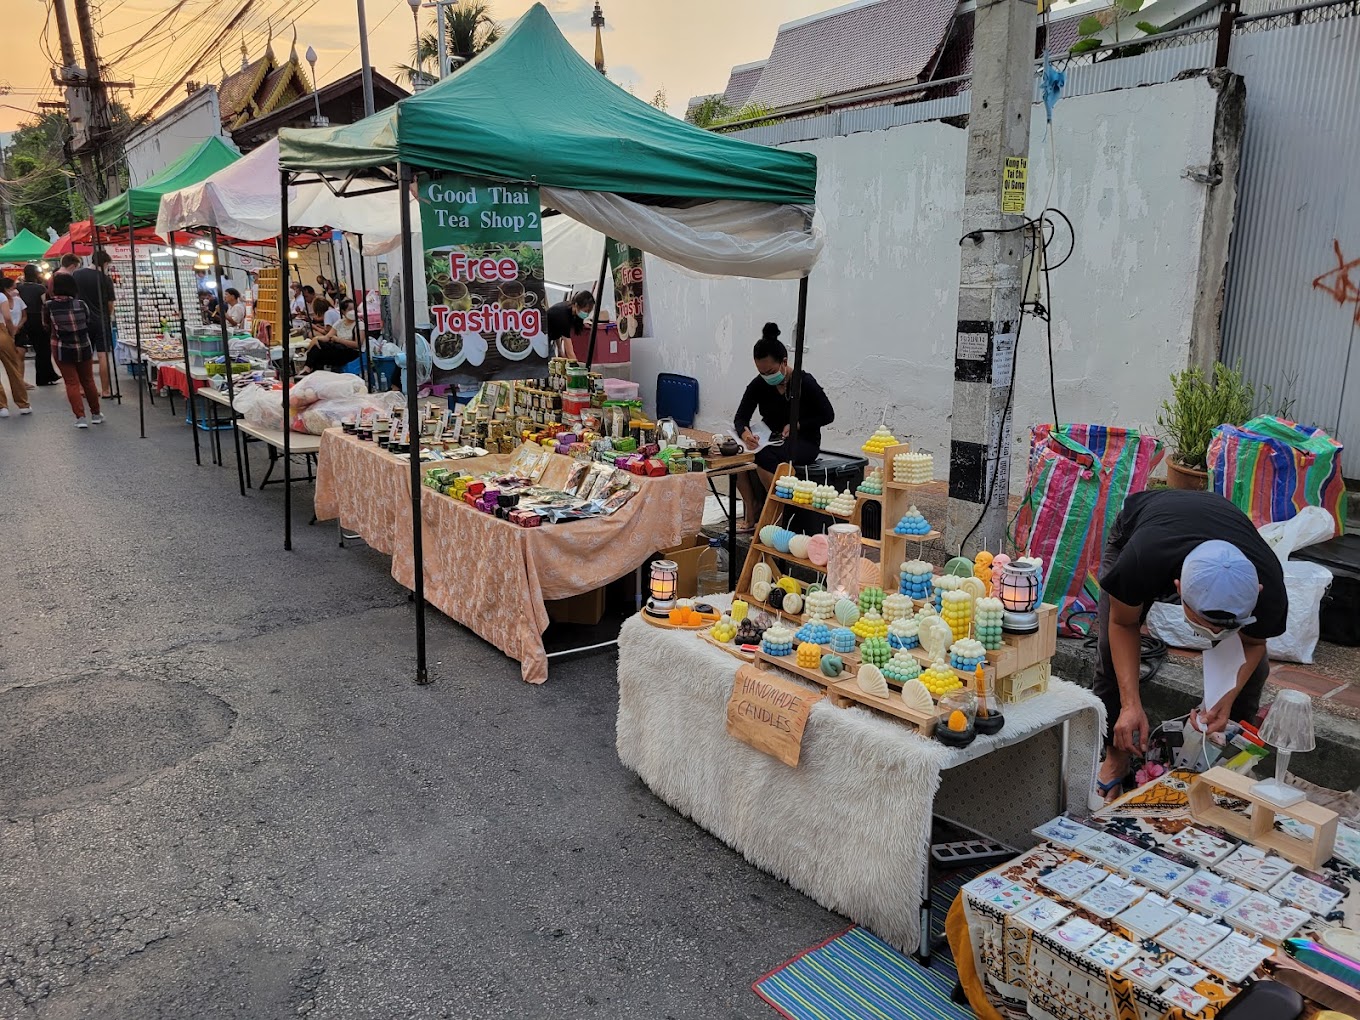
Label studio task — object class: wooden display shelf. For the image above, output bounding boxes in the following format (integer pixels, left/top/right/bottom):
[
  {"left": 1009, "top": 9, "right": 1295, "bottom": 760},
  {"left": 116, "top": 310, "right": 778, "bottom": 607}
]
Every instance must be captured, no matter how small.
[
  {"left": 884, "top": 479, "right": 931, "bottom": 491},
  {"left": 698, "top": 630, "right": 756, "bottom": 662},
  {"left": 1189, "top": 766, "right": 1339, "bottom": 870},
  {"left": 755, "top": 649, "right": 939, "bottom": 734},
  {"left": 751, "top": 542, "right": 822, "bottom": 573},
  {"left": 882, "top": 529, "right": 943, "bottom": 545}
]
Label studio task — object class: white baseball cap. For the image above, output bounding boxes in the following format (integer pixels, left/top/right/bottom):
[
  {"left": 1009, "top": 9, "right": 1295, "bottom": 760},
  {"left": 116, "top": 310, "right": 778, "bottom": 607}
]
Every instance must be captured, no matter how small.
[{"left": 1181, "top": 540, "right": 1259, "bottom": 628}]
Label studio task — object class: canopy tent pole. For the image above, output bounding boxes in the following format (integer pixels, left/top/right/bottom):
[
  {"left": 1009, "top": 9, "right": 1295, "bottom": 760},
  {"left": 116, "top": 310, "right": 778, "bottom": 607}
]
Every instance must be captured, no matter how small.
[
  {"left": 127, "top": 223, "right": 147, "bottom": 438},
  {"left": 91, "top": 215, "right": 122, "bottom": 404},
  {"left": 398, "top": 161, "right": 430, "bottom": 686},
  {"left": 583, "top": 244, "right": 609, "bottom": 370},
  {"left": 168, "top": 237, "right": 202, "bottom": 466},
  {"left": 786, "top": 275, "right": 810, "bottom": 458},
  {"left": 209, "top": 228, "right": 248, "bottom": 497},
  {"left": 356, "top": 234, "right": 371, "bottom": 391},
  {"left": 344, "top": 238, "right": 367, "bottom": 392},
  {"left": 280, "top": 173, "right": 295, "bottom": 551}
]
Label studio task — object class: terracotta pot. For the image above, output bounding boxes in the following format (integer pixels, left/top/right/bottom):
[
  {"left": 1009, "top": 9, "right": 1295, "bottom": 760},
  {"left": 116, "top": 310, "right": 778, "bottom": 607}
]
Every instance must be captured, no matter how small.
[{"left": 1166, "top": 456, "right": 1208, "bottom": 490}]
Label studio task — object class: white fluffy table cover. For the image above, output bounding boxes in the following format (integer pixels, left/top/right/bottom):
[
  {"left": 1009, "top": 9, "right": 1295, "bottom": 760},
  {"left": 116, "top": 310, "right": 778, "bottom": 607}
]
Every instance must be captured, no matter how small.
[{"left": 616, "top": 611, "right": 1105, "bottom": 954}]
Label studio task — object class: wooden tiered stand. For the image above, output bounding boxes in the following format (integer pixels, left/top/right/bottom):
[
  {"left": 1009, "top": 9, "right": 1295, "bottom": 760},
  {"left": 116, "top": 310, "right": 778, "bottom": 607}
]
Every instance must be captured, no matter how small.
[
  {"left": 730, "top": 453, "right": 1057, "bottom": 727},
  {"left": 253, "top": 266, "right": 285, "bottom": 346}
]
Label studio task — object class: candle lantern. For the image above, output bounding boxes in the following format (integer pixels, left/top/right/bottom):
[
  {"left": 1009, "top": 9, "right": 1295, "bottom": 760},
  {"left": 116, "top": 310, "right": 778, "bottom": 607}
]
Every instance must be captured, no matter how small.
[
  {"left": 648, "top": 559, "right": 679, "bottom": 615},
  {"left": 998, "top": 559, "right": 1042, "bottom": 633}
]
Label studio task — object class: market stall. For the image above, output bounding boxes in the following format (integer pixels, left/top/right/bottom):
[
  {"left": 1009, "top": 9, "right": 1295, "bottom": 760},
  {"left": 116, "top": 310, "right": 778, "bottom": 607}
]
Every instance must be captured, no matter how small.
[
  {"left": 92, "top": 136, "right": 242, "bottom": 441},
  {"left": 0, "top": 228, "right": 53, "bottom": 265},
  {"left": 951, "top": 769, "right": 1360, "bottom": 1020},
  {"left": 279, "top": 2, "right": 821, "bottom": 684}
]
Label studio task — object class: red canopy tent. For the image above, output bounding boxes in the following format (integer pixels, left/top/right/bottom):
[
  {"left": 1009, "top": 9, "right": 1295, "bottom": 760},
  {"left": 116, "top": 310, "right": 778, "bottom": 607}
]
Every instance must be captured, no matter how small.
[{"left": 47, "top": 221, "right": 328, "bottom": 258}]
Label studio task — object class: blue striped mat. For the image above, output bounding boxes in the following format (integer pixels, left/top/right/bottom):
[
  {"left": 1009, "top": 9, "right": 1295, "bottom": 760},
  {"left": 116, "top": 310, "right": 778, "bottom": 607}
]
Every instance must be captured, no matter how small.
[{"left": 753, "top": 872, "right": 975, "bottom": 1020}]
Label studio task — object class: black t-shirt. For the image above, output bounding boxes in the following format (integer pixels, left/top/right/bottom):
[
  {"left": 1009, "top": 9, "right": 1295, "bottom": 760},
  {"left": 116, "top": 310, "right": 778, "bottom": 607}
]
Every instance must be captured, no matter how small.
[
  {"left": 16, "top": 282, "right": 47, "bottom": 345},
  {"left": 72, "top": 267, "right": 115, "bottom": 343},
  {"left": 1100, "top": 489, "right": 1287, "bottom": 639},
  {"left": 545, "top": 301, "right": 583, "bottom": 343},
  {"left": 732, "top": 370, "right": 836, "bottom": 451}
]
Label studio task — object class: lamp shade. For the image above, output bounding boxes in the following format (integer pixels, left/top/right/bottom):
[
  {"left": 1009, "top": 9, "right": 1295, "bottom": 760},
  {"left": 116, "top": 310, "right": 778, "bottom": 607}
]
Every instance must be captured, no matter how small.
[
  {"left": 649, "top": 559, "right": 678, "bottom": 609},
  {"left": 1259, "top": 689, "right": 1316, "bottom": 753}
]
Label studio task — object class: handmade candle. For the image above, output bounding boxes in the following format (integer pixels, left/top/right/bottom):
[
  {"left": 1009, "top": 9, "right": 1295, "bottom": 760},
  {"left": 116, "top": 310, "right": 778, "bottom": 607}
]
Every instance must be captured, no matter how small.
[
  {"left": 851, "top": 609, "right": 888, "bottom": 641},
  {"left": 932, "top": 573, "right": 963, "bottom": 612},
  {"left": 709, "top": 615, "right": 737, "bottom": 642},
  {"left": 859, "top": 636, "right": 891, "bottom": 667},
  {"left": 782, "top": 591, "right": 804, "bottom": 615},
  {"left": 884, "top": 651, "right": 923, "bottom": 684},
  {"left": 730, "top": 599, "right": 749, "bottom": 623},
  {"left": 881, "top": 593, "right": 913, "bottom": 623},
  {"left": 805, "top": 590, "right": 835, "bottom": 620},
  {"left": 973, "top": 550, "right": 995, "bottom": 587},
  {"left": 795, "top": 620, "right": 832, "bottom": 645},
  {"left": 974, "top": 597, "right": 1004, "bottom": 650},
  {"left": 920, "top": 659, "right": 964, "bottom": 698},
  {"left": 826, "top": 489, "right": 857, "bottom": 516},
  {"left": 773, "top": 476, "right": 795, "bottom": 499},
  {"left": 806, "top": 533, "right": 830, "bottom": 566},
  {"left": 833, "top": 597, "right": 861, "bottom": 626},
  {"left": 812, "top": 483, "right": 837, "bottom": 509},
  {"left": 788, "top": 534, "right": 811, "bottom": 560},
  {"left": 900, "top": 559, "right": 934, "bottom": 600},
  {"left": 826, "top": 524, "right": 862, "bottom": 599},
  {"left": 856, "top": 663, "right": 890, "bottom": 698},
  {"left": 858, "top": 586, "right": 886, "bottom": 613},
  {"left": 941, "top": 588, "right": 974, "bottom": 642},
  {"left": 892, "top": 450, "right": 933, "bottom": 485},
  {"left": 856, "top": 467, "right": 885, "bottom": 496},
  {"left": 796, "top": 642, "right": 822, "bottom": 668},
  {"left": 989, "top": 553, "right": 1011, "bottom": 598},
  {"left": 888, "top": 616, "right": 920, "bottom": 650},
  {"left": 861, "top": 427, "right": 898, "bottom": 455},
  {"left": 829, "top": 627, "right": 857, "bottom": 654},
  {"left": 760, "top": 623, "right": 794, "bottom": 657},
  {"left": 949, "top": 637, "right": 987, "bottom": 673},
  {"left": 894, "top": 505, "right": 932, "bottom": 536}
]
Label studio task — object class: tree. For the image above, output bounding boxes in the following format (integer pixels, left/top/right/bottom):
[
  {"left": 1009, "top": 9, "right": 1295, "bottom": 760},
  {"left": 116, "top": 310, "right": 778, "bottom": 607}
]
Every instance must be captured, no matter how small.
[
  {"left": 685, "top": 94, "right": 731, "bottom": 128},
  {"left": 650, "top": 87, "right": 668, "bottom": 112},
  {"left": 394, "top": 1, "right": 501, "bottom": 85},
  {"left": 2, "top": 112, "right": 85, "bottom": 238}
]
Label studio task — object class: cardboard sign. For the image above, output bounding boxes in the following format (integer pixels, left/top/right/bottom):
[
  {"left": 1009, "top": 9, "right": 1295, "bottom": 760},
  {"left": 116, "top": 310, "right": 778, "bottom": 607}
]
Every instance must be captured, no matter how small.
[{"left": 725, "top": 665, "right": 822, "bottom": 767}]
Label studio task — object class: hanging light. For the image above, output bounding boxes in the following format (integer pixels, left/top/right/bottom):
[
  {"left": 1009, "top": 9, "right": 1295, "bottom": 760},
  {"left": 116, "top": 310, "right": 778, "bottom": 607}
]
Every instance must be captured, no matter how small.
[
  {"left": 288, "top": 249, "right": 300, "bottom": 260},
  {"left": 197, "top": 251, "right": 215, "bottom": 266},
  {"left": 648, "top": 560, "right": 679, "bottom": 613},
  {"left": 998, "top": 558, "right": 1042, "bottom": 634}
]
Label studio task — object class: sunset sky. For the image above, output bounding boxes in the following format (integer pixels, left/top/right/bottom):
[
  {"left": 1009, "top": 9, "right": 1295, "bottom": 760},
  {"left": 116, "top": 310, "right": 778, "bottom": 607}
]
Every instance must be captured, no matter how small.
[{"left": 2, "top": 0, "right": 841, "bottom": 133}]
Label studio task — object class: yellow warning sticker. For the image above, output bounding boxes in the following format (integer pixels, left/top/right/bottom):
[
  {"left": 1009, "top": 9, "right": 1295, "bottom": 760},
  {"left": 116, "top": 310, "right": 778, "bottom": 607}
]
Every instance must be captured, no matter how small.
[{"left": 1002, "top": 156, "right": 1028, "bottom": 214}]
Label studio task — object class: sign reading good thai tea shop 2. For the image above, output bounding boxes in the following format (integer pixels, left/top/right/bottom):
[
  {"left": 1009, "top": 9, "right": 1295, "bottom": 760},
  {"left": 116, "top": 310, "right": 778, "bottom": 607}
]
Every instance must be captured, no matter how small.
[{"left": 417, "top": 173, "right": 549, "bottom": 382}]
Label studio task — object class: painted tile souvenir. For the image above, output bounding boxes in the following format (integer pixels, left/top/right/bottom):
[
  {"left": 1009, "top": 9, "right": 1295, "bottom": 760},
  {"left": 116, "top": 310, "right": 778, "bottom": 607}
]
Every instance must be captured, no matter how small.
[
  {"left": 1077, "top": 877, "right": 1144, "bottom": 919},
  {"left": 1126, "top": 851, "right": 1195, "bottom": 893},
  {"left": 1214, "top": 845, "right": 1293, "bottom": 891},
  {"left": 1162, "top": 982, "right": 1210, "bottom": 1015},
  {"left": 1051, "top": 917, "right": 1105, "bottom": 952},
  {"left": 1163, "top": 826, "right": 1237, "bottom": 866},
  {"left": 1160, "top": 957, "right": 1208, "bottom": 988},
  {"left": 1038, "top": 860, "right": 1107, "bottom": 900},
  {"left": 1199, "top": 934, "right": 1274, "bottom": 983},
  {"left": 1156, "top": 916, "right": 1233, "bottom": 960},
  {"left": 1223, "top": 892, "right": 1310, "bottom": 942},
  {"left": 1084, "top": 932, "right": 1141, "bottom": 970},
  {"left": 1013, "top": 897, "right": 1073, "bottom": 932},
  {"left": 1270, "top": 869, "right": 1346, "bottom": 916},
  {"left": 1122, "top": 956, "right": 1169, "bottom": 991},
  {"left": 1081, "top": 832, "right": 1144, "bottom": 869},
  {"left": 980, "top": 883, "right": 1040, "bottom": 913},
  {"left": 1115, "top": 894, "right": 1187, "bottom": 940},
  {"left": 1175, "top": 871, "right": 1252, "bottom": 917},
  {"left": 1283, "top": 819, "right": 1360, "bottom": 868},
  {"left": 1032, "top": 815, "right": 1103, "bottom": 849},
  {"left": 964, "top": 872, "right": 1015, "bottom": 899}
]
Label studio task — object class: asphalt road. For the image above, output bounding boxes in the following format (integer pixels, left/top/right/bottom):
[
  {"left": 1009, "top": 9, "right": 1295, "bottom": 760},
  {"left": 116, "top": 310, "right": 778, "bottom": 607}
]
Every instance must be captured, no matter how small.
[{"left": 0, "top": 378, "right": 842, "bottom": 1019}]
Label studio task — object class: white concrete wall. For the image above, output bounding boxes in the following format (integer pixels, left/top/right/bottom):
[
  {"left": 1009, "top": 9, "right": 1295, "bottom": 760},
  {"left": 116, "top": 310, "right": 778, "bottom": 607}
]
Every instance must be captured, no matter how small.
[
  {"left": 627, "top": 76, "right": 1219, "bottom": 488},
  {"left": 124, "top": 88, "right": 224, "bottom": 188}
]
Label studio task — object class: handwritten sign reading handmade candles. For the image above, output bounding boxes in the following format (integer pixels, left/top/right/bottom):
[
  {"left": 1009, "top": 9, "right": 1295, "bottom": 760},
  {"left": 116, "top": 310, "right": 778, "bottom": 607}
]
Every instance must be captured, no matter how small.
[{"left": 725, "top": 665, "right": 822, "bottom": 767}]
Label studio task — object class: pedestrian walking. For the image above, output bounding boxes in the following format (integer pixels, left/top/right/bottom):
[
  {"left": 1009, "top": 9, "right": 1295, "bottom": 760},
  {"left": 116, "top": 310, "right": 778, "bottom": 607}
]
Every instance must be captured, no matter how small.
[
  {"left": 0, "top": 275, "right": 33, "bottom": 417},
  {"left": 17, "top": 265, "right": 59, "bottom": 385},
  {"left": 72, "top": 251, "right": 117, "bottom": 398},
  {"left": 45, "top": 273, "right": 103, "bottom": 427}
]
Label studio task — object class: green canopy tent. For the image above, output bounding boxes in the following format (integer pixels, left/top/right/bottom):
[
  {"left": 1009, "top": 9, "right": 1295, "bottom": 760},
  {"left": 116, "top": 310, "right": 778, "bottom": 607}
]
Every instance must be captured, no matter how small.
[
  {"left": 93, "top": 135, "right": 242, "bottom": 442},
  {"left": 278, "top": 3, "right": 823, "bottom": 683},
  {"left": 0, "top": 228, "right": 56, "bottom": 264}
]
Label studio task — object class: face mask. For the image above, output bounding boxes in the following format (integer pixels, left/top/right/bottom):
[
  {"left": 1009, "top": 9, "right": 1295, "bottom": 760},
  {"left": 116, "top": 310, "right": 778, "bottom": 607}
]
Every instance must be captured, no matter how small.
[
  {"left": 577, "top": 309, "right": 590, "bottom": 321},
  {"left": 761, "top": 370, "right": 785, "bottom": 386},
  {"left": 1185, "top": 613, "right": 1238, "bottom": 645},
  {"left": 345, "top": 311, "right": 356, "bottom": 321}
]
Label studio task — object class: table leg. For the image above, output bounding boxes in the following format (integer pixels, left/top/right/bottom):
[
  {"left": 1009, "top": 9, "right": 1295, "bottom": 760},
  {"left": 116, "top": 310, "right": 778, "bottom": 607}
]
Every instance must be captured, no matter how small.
[
  {"left": 167, "top": 387, "right": 176, "bottom": 418},
  {"left": 242, "top": 437, "right": 253, "bottom": 489},
  {"left": 918, "top": 849, "right": 933, "bottom": 966},
  {"left": 728, "top": 472, "right": 738, "bottom": 593}
]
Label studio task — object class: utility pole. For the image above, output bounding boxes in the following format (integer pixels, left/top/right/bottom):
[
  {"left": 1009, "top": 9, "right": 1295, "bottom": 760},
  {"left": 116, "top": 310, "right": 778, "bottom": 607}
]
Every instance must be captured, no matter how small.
[
  {"left": 944, "top": 0, "right": 1035, "bottom": 557},
  {"left": 0, "top": 143, "right": 16, "bottom": 239},
  {"left": 356, "top": 0, "right": 376, "bottom": 116},
  {"left": 71, "top": 0, "right": 120, "bottom": 203}
]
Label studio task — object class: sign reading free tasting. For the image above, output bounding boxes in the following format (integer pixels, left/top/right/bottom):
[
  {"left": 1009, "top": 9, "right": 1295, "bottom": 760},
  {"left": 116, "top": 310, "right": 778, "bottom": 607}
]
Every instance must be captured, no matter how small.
[{"left": 418, "top": 173, "right": 549, "bottom": 382}]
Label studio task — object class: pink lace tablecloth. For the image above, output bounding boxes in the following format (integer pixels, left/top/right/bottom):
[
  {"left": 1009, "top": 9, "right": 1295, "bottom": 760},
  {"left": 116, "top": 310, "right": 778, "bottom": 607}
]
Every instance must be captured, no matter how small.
[{"left": 314, "top": 430, "right": 706, "bottom": 683}]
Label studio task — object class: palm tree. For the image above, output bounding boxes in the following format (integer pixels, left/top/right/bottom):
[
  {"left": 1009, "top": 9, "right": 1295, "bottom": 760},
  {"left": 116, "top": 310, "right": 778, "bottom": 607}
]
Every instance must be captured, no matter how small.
[{"left": 393, "top": 2, "right": 500, "bottom": 85}]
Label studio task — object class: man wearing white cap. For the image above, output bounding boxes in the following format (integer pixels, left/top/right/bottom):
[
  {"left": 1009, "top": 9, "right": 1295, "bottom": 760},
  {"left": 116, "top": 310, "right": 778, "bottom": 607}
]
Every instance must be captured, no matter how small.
[{"left": 1094, "top": 489, "right": 1287, "bottom": 799}]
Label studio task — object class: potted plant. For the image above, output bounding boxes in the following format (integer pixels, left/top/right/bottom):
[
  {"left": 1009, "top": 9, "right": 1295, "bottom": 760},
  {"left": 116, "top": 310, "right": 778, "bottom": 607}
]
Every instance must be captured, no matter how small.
[{"left": 1157, "top": 362, "right": 1255, "bottom": 489}]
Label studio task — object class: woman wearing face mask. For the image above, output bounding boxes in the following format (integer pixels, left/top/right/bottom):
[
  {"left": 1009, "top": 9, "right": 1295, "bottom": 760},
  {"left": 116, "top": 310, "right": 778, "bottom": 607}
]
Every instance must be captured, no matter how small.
[
  {"left": 732, "top": 322, "right": 835, "bottom": 532},
  {"left": 301, "top": 298, "right": 361, "bottom": 374},
  {"left": 545, "top": 290, "right": 596, "bottom": 361}
]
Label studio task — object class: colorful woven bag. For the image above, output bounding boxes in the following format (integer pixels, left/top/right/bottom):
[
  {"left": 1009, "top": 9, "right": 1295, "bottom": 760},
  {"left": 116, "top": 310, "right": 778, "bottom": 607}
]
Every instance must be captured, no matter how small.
[
  {"left": 1012, "top": 424, "right": 1164, "bottom": 637},
  {"left": 1209, "top": 416, "right": 1346, "bottom": 535}
]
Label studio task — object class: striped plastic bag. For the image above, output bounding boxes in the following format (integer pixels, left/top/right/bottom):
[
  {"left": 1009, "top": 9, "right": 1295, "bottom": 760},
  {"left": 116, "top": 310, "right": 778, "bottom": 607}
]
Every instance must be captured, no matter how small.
[
  {"left": 1208, "top": 416, "right": 1346, "bottom": 535},
  {"left": 1012, "top": 424, "right": 1165, "bottom": 637}
]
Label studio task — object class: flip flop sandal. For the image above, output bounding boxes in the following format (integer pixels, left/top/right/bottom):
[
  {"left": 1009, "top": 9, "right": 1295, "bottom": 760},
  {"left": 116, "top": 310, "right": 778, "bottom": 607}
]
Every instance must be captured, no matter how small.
[{"left": 1097, "top": 773, "right": 1136, "bottom": 802}]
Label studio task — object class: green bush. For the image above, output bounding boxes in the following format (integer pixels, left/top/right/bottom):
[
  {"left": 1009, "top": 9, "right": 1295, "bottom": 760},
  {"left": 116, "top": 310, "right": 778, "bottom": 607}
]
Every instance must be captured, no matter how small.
[{"left": 1157, "top": 361, "right": 1256, "bottom": 471}]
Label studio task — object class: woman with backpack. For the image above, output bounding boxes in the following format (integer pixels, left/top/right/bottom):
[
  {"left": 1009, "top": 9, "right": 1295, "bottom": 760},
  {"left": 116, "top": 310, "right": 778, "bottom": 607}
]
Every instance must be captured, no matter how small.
[{"left": 44, "top": 273, "right": 103, "bottom": 427}]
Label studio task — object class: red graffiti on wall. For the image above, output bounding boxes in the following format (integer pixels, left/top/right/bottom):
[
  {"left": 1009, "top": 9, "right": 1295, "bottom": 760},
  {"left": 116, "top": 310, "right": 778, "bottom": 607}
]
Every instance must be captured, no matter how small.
[{"left": 1313, "top": 239, "right": 1360, "bottom": 324}]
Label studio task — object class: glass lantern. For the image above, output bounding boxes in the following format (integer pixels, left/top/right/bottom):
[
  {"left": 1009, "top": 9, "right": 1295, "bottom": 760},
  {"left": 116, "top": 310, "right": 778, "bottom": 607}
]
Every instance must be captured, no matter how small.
[
  {"left": 974, "top": 664, "right": 1005, "bottom": 736},
  {"left": 935, "top": 687, "right": 979, "bottom": 748},
  {"left": 998, "top": 559, "right": 1041, "bottom": 634},
  {"left": 648, "top": 559, "right": 679, "bottom": 614}
]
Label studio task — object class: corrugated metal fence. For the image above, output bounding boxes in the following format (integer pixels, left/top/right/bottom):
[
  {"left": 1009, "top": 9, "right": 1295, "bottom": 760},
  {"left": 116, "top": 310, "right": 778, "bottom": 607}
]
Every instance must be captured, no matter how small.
[{"left": 731, "top": 7, "right": 1360, "bottom": 463}]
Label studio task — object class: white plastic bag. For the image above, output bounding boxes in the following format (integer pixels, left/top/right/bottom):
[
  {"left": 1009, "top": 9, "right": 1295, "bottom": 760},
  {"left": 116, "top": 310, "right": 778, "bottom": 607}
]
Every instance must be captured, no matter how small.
[
  {"left": 1148, "top": 507, "right": 1334, "bottom": 662},
  {"left": 289, "top": 370, "right": 366, "bottom": 408},
  {"left": 234, "top": 385, "right": 286, "bottom": 431}
]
